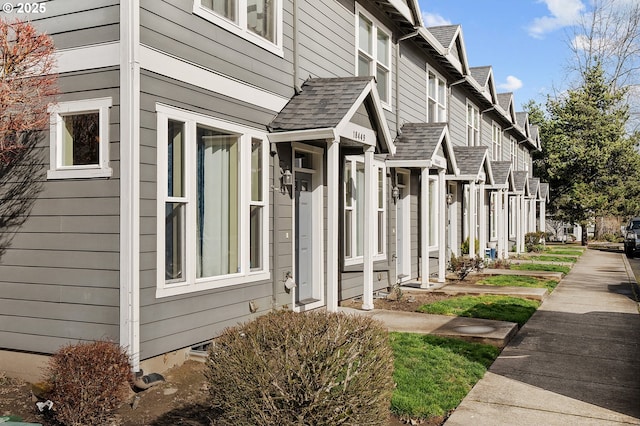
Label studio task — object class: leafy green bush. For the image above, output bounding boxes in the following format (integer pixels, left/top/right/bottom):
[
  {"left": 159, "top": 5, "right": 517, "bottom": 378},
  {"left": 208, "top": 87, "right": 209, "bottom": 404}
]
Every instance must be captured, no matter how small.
[
  {"left": 525, "top": 231, "right": 547, "bottom": 252},
  {"left": 47, "top": 340, "right": 132, "bottom": 426},
  {"left": 460, "top": 237, "right": 480, "bottom": 255},
  {"left": 206, "top": 310, "right": 394, "bottom": 425}
]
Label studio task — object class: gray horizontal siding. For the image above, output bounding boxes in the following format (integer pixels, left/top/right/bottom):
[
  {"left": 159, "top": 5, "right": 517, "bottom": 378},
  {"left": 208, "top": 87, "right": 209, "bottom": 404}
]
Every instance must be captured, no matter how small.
[
  {"left": 399, "top": 44, "right": 426, "bottom": 125},
  {"left": 449, "top": 89, "right": 467, "bottom": 147},
  {"left": 0, "top": 70, "right": 120, "bottom": 354},
  {"left": 29, "top": 1, "right": 120, "bottom": 49},
  {"left": 140, "top": 0, "right": 292, "bottom": 98}
]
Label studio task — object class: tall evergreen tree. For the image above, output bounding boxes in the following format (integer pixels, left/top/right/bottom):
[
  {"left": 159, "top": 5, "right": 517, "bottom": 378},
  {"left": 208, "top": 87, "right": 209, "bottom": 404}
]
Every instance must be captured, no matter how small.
[{"left": 532, "top": 62, "right": 640, "bottom": 243}]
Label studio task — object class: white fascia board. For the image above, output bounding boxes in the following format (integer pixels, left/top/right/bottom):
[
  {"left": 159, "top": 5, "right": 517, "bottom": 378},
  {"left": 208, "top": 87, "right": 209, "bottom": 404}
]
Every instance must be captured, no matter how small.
[
  {"left": 417, "top": 27, "right": 446, "bottom": 55},
  {"left": 486, "top": 184, "right": 508, "bottom": 190},
  {"left": 387, "top": 0, "right": 414, "bottom": 25},
  {"left": 267, "top": 128, "right": 337, "bottom": 143},
  {"left": 54, "top": 42, "right": 120, "bottom": 73},
  {"left": 386, "top": 159, "right": 431, "bottom": 168},
  {"left": 140, "top": 45, "right": 289, "bottom": 113}
]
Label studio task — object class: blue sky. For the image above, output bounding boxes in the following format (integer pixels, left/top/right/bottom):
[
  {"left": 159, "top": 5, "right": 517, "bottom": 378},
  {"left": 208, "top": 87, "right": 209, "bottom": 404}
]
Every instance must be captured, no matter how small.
[{"left": 417, "top": 0, "right": 589, "bottom": 110}]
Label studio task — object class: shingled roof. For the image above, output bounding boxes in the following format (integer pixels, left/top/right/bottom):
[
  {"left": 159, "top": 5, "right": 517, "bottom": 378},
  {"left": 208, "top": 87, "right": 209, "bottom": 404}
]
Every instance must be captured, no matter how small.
[
  {"left": 269, "top": 77, "right": 374, "bottom": 131},
  {"left": 393, "top": 123, "right": 447, "bottom": 161},
  {"left": 453, "top": 146, "right": 491, "bottom": 182},
  {"left": 426, "top": 25, "right": 460, "bottom": 50},
  {"left": 490, "top": 161, "right": 512, "bottom": 186},
  {"left": 469, "top": 66, "right": 491, "bottom": 87},
  {"left": 539, "top": 182, "right": 550, "bottom": 200},
  {"left": 513, "top": 171, "right": 529, "bottom": 193},
  {"left": 268, "top": 76, "right": 394, "bottom": 153},
  {"left": 496, "top": 93, "right": 513, "bottom": 111},
  {"left": 529, "top": 178, "right": 540, "bottom": 198}
]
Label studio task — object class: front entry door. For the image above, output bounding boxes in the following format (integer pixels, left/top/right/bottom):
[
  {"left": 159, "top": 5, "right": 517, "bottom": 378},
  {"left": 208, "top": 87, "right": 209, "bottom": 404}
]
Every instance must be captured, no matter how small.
[
  {"left": 396, "top": 172, "right": 411, "bottom": 283},
  {"left": 295, "top": 172, "right": 314, "bottom": 303}
]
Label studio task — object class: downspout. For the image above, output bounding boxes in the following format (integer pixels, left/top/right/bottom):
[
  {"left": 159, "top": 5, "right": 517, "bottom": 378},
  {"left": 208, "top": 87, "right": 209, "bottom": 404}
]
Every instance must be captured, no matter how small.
[
  {"left": 120, "top": 0, "right": 141, "bottom": 372},
  {"left": 292, "top": 0, "right": 300, "bottom": 91},
  {"left": 271, "top": 145, "right": 279, "bottom": 309}
]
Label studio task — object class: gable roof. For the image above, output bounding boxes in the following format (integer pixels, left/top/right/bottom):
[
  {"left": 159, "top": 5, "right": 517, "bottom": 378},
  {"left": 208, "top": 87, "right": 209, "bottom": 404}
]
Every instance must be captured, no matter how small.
[
  {"left": 528, "top": 178, "right": 540, "bottom": 198},
  {"left": 497, "top": 92, "right": 517, "bottom": 124},
  {"left": 489, "top": 161, "right": 514, "bottom": 190},
  {"left": 452, "top": 146, "right": 493, "bottom": 183},
  {"left": 539, "top": 182, "right": 550, "bottom": 201},
  {"left": 387, "top": 123, "right": 456, "bottom": 170},
  {"left": 516, "top": 112, "right": 530, "bottom": 137},
  {"left": 469, "top": 66, "right": 497, "bottom": 104},
  {"left": 513, "top": 171, "right": 529, "bottom": 194},
  {"left": 425, "top": 25, "right": 469, "bottom": 76},
  {"left": 268, "top": 77, "right": 394, "bottom": 153},
  {"left": 530, "top": 125, "right": 541, "bottom": 150}
]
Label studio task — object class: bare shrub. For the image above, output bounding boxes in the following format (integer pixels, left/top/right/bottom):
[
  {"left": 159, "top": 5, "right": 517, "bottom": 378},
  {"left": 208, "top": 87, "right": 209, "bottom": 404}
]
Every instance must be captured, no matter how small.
[
  {"left": 46, "top": 340, "right": 132, "bottom": 426},
  {"left": 206, "top": 310, "right": 394, "bottom": 425}
]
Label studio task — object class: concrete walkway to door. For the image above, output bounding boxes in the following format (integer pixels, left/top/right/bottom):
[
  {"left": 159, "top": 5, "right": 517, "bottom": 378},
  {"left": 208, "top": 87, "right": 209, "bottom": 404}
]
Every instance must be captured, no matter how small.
[{"left": 445, "top": 248, "right": 640, "bottom": 425}]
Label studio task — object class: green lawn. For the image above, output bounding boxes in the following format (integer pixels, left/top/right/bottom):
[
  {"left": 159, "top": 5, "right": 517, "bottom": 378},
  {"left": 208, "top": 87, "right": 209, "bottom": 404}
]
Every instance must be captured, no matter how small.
[
  {"left": 544, "top": 248, "right": 585, "bottom": 256},
  {"left": 390, "top": 333, "right": 500, "bottom": 420},
  {"left": 478, "top": 275, "right": 559, "bottom": 291},
  {"left": 417, "top": 295, "right": 540, "bottom": 327},
  {"left": 510, "top": 263, "right": 571, "bottom": 274},
  {"left": 526, "top": 255, "right": 577, "bottom": 263}
]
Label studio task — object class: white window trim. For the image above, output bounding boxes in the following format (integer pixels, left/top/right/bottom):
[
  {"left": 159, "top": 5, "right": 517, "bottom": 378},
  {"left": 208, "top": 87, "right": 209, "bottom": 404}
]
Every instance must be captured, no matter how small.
[
  {"left": 427, "top": 66, "right": 447, "bottom": 123},
  {"left": 510, "top": 137, "right": 517, "bottom": 169},
  {"left": 490, "top": 192, "right": 498, "bottom": 241},
  {"left": 466, "top": 101, "right": 480, "bottom": 146},
  {"left": 344, "top": 155, "right": 386, "bottom": 266},
  {"left": 156, "top": 103, "right": 270, "bottom": 298},
  {"left": 492, "top": 121, "right": 502, "bottom": 160},
  {"left": 47, "top": 97, "right": 113, "bottom": 180},
  {"left": 355, "top": 3, "right": 392, "bottom": 110},
  {"left": 193, "top": 0, "right": 283, "bottom": 57}
]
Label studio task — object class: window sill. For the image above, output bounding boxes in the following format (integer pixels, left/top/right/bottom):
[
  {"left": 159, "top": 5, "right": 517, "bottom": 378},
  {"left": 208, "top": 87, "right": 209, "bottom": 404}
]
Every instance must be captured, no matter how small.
[
  {"left": 193, "top": 5, "right": 284, "bottom": 57},
  {"left": 47, "top": 167, "right": 113, "bottom": 180},
  {"left": 156, "top": 271, "right": 271, "bottom": 298}
]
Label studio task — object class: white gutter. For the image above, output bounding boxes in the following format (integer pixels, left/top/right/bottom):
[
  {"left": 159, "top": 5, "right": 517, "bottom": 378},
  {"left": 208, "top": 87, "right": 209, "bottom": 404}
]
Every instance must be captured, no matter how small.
[{"left": 120, "top": 0, "right": 141, "bottom": 372}]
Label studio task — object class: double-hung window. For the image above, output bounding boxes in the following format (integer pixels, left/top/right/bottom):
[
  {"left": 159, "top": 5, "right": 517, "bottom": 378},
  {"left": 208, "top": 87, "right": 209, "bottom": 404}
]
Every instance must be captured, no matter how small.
[
  {"left": 47, "top": 98, "right": 112, "bottom": 179},
  {"left": 194, "top": 0, "right": 283, "bottom": 56},
  {"left": 427, "top": 69, "right": 447, "bottom": 122},
  {"left": 356, "top": 7, "right": 391, "bottom": 106},
  {"left": 344, "top": 155, "right": 386, "bottom": 265},
  {"left": 490, "top": 192, "right": 498, "bottom": 241},
  {"left": 492, "top": 122, "right": 502, "bottom": 160},
  {"left": 466, "top": 102, "right": 480, "bottom": 146},
  {"left": 510, "top": 137, "right": 517, "bottom": 169},
  {"left": 157, "top": 104, "right": 269, "bottom": 297}
]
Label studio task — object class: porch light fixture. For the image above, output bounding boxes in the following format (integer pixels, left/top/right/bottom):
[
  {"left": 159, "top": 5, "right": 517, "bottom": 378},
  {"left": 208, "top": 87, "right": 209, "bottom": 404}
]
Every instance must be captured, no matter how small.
[
  {"left": 391, "top": 186, "right": 400, "bottom": 203},
  {"left": 446, "top": 193, "right": 454, "bottom": 205},
  {"left": 280, "top": 168, "right": 293, "bottom": 193}
]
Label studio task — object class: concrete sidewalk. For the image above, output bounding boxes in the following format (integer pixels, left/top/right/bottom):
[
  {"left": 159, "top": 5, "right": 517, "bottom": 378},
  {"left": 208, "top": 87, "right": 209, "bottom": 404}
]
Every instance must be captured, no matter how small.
[{"left": 445, "top": 248, "right": 640, "bottom": 425}]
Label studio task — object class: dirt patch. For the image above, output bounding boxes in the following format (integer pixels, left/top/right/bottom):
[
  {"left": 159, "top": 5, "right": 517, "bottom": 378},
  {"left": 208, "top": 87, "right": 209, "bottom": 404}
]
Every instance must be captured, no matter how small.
[{"left": 1, "top": 285, "right": 471, "bottom": 426}]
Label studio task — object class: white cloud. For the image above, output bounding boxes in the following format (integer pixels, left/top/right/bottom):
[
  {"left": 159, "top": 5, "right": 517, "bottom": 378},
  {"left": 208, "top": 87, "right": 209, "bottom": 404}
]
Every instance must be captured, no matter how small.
[
  {"left": 498, "top": 76, "right": 524, "bottom": 91},
  {"left": 527, "top": 0, "right": 586, "bottom": 38},
  {"left": 422, "top": 12, "right": 452, "bottom": 27}
]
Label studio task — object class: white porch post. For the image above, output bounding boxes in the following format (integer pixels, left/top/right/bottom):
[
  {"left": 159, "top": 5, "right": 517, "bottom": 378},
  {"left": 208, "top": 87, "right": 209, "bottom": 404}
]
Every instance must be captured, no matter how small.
[
  {"left": 478, "top": 182, "right": 486, "bottom": 259},
  {"left": 496, "top": 189, "right": 503, "bottom": 258},
  {"left": 540, "top": 200, "right": 546, "bottom": 233},
  {"left": 502, "top": 191, "right": 509, "bottom": 258},
  {"left": 420, "top": 167, "right": 430, "bottom": 288},
  {"left": 362, "top": 146, "right": 375, "bottom": 310},
  {"left": 469, "top": 181, "right": 476, "bottom": 258},
  {"left": 326, "top": 140, "right": 339, "bottom": 312},
  {"left": 438, "top": 168, "right": 446, "bottom": 282},
  {"left": 518, "top": 195, "right": 525, "bottom": 253}
]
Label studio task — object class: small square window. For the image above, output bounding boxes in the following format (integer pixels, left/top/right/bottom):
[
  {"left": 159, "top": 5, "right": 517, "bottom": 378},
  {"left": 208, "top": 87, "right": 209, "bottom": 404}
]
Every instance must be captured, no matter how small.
[{"left": 47, "top": 98, "right": 112, "bottom": 179}]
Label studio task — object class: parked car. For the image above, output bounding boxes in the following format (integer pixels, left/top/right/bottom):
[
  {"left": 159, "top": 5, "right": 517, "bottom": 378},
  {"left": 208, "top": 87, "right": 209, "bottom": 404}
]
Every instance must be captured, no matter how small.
[{"left": 623, "top": 217, "right": 640, "bottom": 257}]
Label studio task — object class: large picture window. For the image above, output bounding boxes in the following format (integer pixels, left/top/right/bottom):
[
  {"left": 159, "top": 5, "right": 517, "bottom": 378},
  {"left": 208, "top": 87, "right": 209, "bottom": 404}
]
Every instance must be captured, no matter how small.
[
  {"left": 47, "top": 98, "right": 112, "bottom": 179},
  {"left": 344, "top": 155, "right": 386, "bottom": 265},
  {"left": 194, "top": 0, "right": 282, "bottom": 56},
  {"left": 157, "top": 104, "right": 269, "bottom": 297},
  {"left": 356, "top": 7, "right": 391, "bottom": 105}
]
